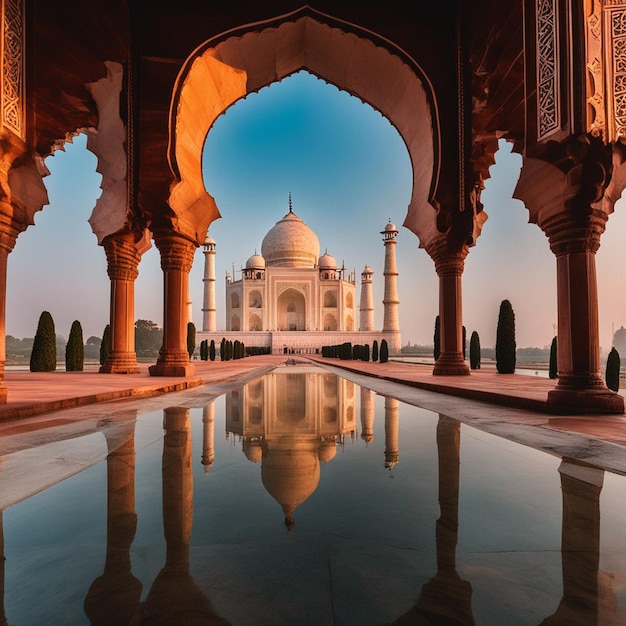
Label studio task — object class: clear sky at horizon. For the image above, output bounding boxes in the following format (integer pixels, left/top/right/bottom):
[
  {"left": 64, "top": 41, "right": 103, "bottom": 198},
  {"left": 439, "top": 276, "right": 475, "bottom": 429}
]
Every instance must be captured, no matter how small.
[{"left": 6, "top": 70, "right": 626, "bottom": 352}]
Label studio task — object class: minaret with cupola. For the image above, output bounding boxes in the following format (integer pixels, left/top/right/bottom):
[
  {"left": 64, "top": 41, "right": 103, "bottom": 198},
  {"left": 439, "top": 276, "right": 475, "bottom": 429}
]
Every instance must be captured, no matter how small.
[
  {"left": 359, "top": 265, "right": 375, "bottom": 331},
  {"left": 202, "top": 235, "right": 216, "bottom": 332},
  {"left": 381, "top": 219, "right": 401, "bottom": 352}
]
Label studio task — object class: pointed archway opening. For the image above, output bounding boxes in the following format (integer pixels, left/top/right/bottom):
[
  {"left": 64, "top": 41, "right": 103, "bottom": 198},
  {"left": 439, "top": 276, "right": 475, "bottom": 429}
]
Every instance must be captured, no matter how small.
[{"left": 168, "top": 7, "right": 439, "bottom": 250}]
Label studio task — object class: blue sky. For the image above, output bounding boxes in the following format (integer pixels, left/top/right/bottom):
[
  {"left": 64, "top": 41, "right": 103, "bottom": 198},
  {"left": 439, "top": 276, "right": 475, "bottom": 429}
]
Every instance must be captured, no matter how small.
[{"left": 6, "top": 70, "right": 626, "bottom": 351}]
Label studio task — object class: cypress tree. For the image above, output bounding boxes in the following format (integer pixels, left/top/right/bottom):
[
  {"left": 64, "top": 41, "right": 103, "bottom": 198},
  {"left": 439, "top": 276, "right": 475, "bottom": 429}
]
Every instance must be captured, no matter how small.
[
  {"left": 469, "top": 331, "right": 481, "bottom": 370},
  {"left": 434, "top": 315, "right": 440, "bottom": 361},
  {"left": 606, "top": 347, "right": 621, "bottom": 392},
  {"left": 30, "top": 311, "right": 57, "bottom": 372},
  {"left": 187, "top": 322, "right": 196, "bottom": 359},
  {"left": 363, "top": 344, "right": 370, "bottom": 362},
  {"left": 380, "top": 339, "right": 389, "bottom": 363},
  {"left": 495, "top": 299, "right": 516, "bottom": 374},
  {"left": 372, "top": 340, "right": 379, "bottom": 362},
  {"left": 65, "top": 320, "right": 84, "bottom": 371},
  {"left": 220, "top": 337, "right": 225, "bottom": 361},
  {"left": 209, "top": 339, "right": 216, "bottom": 361},
  {"left": 100, "top": 324, "right": 111, "bottom": 366},
  {"left": 549, "top": 336, "right": 558, "bottom": 379}
]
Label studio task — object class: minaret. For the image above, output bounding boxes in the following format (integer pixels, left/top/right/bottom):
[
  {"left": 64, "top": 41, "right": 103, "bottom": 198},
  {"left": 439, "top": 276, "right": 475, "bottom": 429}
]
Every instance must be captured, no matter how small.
[
  {"left": 381, "top": 220, "right": 401, "bottom": 352},
  {"left": 201, "top": 235, "right": 216, "bottom": 332},
  {"left": 359, "top": 265, "right": 375, "bottom": 331}
]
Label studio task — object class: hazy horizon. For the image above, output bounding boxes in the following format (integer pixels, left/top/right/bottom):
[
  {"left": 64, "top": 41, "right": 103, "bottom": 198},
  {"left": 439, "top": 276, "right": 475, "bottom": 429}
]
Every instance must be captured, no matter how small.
[{"left": 6, "top": 71, "right": 626, "bottom": 353}]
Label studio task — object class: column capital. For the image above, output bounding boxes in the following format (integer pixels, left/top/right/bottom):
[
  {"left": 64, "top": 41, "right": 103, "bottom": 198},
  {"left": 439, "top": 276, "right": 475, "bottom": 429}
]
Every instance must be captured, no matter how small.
[
  {"left": 153, "top": 232, "right": 196, "bottom": 273},
  {"left": 103, "top": 232, "right": 142, "bottom": 281},
  {"left": 541, "top": 210, "right": 607, "bottom": 256},
  {"left": 426, "top": 237, "right": 469, "bottom": 276}
]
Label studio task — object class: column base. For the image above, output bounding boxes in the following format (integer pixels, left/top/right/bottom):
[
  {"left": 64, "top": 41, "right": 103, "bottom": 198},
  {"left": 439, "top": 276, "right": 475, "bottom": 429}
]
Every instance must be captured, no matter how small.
[
  {"left": 149, "top": 352, "right": 194, "bottom": 377},
  {"left": 547, "top": 387, "right": 625, "bottom": 414},
  {"left": 433, "top": 353, "right": 470, "bottom": 376},
  {"left": 0, "top": 384, "right": 7, "bottom": 404},
  {"left": 99, "top": 352, "right": 140, "bottom": 374}
]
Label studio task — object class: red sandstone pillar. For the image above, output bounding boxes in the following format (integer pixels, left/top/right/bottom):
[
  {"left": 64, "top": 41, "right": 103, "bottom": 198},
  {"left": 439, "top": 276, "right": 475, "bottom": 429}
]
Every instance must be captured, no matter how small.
[
  {"left": 429, "top": 241, "right": 470, "bottom": 376},
  {"left": 149, "top": 233, "right": 195, "bottom": 377},
  {"left": 100, "top": 233, "right": 141, "bottom": 374},
  {"left": 543, "top": 213, "right": 623, "bottom": 413},
  {"left": 0, "top": 224, "right": 18, "bottom": 403}
]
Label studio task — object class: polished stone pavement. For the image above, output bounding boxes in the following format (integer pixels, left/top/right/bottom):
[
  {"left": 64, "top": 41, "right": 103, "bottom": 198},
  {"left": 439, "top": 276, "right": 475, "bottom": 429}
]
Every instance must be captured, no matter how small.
[{"left": 1, "top": 355, "right": 626, "bottom": 477}]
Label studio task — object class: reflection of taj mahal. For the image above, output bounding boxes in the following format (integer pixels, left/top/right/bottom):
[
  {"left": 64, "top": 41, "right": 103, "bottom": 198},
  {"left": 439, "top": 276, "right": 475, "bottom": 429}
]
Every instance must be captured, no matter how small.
[{"left": 199, "top": 197, "right": 401, "bottom": 354}]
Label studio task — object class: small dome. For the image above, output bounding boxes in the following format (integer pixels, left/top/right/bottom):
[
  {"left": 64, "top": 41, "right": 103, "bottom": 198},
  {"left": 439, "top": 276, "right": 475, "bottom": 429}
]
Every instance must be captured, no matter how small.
[
  {"left": 318, "top": 250, "right": 337, "bottom": 270},
  {"left": 246, "top": 253, "right": 266, "bottom": 270},
  {"left": 203, "top": 235, "right": 215, "bottom": 246},
  {"left": 384, "top": 221, "right": 397, "bottom": 232},
  {"left": 362, "top": 265, "right": 373, "bottom": 274},
  {"left": 261, "top": 206, "right": 320, "bottom": 268}
]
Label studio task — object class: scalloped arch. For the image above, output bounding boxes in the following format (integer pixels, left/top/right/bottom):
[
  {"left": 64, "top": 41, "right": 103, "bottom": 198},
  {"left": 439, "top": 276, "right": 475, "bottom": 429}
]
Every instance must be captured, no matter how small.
[{"left": 168, "top": 6, "right": 439, "bottom": 247}]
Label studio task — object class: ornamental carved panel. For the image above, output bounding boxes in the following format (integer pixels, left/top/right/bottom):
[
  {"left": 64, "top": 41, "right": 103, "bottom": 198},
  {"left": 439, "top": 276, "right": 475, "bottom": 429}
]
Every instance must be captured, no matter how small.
[
  {"left": 2, "top": 0, "right": 24, "bottom": 138},
  {"left": 586, "top": 2, "right": 605, "bottom": 139},
  {"left": 606, "top": 1, "right": 626, "bottom": 142},
  {"left": 536, "top": 0, "right": 560, "bottom": 140}
]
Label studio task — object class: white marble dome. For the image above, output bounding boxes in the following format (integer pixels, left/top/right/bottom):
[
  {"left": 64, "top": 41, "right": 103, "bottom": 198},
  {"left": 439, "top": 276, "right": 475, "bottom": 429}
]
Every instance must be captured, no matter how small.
[
  {"left": 245, "top": 253, "right": 266, "bottom": 270},
  {"left": 261, "top": 208, "right": 320, "bottom": 268},
  {"left": 318, "top": 250, "right": 337, "bottom": 270}
]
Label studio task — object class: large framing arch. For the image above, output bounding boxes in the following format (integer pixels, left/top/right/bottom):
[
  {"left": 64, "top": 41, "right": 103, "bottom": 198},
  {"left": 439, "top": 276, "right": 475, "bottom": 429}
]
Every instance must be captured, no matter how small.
[{"left": 167, "top": 5, "right": 440, "bottom": 248}]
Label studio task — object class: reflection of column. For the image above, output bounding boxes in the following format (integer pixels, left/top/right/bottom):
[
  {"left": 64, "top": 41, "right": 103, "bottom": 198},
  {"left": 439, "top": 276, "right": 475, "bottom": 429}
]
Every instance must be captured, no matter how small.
[
  {"left": 540, "top": 459, "right": 604, "bottom": 626},
  {"left": 149, "top": 233, "right": 196, "bottom": 377},
  {"left": 201, "top": 403, "right": 215, "bottom": 471},
  {"left": 384, "top": 397, "right": 399, "bottom": 470},
  {"left": 397, "top": 415, "right": 474, "bottom": 624},
  {"left": 360, "top": 387, "right": 375, "bottom": 444},
  {"left": 1, "top": 510, "right": 6, "bottom": 626},
  {"left": 141, "top": 407, "right": 228, "bottom": 624},
  {"left": 84, "top": 417, "right": 142, "bottom": 625}
]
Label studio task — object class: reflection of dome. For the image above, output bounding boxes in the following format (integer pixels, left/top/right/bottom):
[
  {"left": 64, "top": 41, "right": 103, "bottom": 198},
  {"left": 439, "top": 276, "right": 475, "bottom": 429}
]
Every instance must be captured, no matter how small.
[
  {"left": 245, "top": 253, "right": 265, "bottom": 270},
  {"left": 261, "top": 209, "right": 320, "bottom": 268},
  {"left": 243, "top": 439, "right": 262, "bottom": 463},
  {"left": 261, "top": 447, "right": 320, "bottom": 521},
  {"left": 318, "top": 440, "right": 337, "bottom": 463},
  {"left": 318, "top": 251, "right": 337, "bottom": 270}
]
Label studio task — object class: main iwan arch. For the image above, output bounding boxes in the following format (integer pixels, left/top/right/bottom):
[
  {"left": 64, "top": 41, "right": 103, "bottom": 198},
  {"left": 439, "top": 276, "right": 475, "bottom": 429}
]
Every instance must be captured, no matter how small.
[{"left": 0, "top": 1, "right": 624, "bottom": 414}]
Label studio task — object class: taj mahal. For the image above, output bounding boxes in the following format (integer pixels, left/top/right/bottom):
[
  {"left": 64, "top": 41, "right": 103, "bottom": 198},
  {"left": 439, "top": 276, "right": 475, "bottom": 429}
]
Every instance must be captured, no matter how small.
[{"left": 197, "top": 197, "right": 401, "bottom": 354}]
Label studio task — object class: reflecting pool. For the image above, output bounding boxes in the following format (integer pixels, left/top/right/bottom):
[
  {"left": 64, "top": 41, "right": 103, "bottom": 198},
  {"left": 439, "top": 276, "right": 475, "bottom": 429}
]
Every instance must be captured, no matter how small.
[{"left": 2, "top": 364, "right": 626, "bottom": 625}]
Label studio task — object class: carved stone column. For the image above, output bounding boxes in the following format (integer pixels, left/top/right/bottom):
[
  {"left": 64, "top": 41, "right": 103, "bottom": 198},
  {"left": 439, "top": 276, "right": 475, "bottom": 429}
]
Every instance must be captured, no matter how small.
[
  {"left": 100, "top": 232, "right": 141, "bottom": 374},
  {"left": 0, "top": 223, "right": 19, "bottom": 404},
  {"left": 149, "top": 233, "right": 196, "bottom": 377},
  {"left": 542, "top": 211, "right": 622, "bottom": 413},
  {"left": 515, "top": 142, "right": 626, "bottom": 414},
  {"left": 428, "top": 239, "right": 470, "bottom": 376}
]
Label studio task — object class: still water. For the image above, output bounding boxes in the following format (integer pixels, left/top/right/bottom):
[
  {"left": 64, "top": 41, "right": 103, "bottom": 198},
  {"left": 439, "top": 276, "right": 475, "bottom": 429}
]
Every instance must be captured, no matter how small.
[{"left": 2, "top": 364, "right": 626, "bottom": 625}]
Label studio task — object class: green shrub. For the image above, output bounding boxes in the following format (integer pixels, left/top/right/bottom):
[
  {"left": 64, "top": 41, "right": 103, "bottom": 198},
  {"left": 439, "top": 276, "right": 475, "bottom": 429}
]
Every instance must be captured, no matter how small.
[
  {"left": 380, "top": 339, "right": 389, "bottom": 363},
  {"left": 495, "top": 299, "right": 516, "bottom": 373},
  {"left": 469, "top": 331, "right": 481, "bottom": 369},
  {"left": 549, "top": 336, "right": 558, "bottom": 379},
  {"left": 65, "top": 320, "right": 84, "bottom": 371},
  {"left": 30, "top": 311, "right": 57, "bottom": 372},
  {"left": 606, "top": 347, "right": 621, "bottom": 392},
  {"left": 187, "top": 322, "right": 196, "bottom": 358},
  {"left": 100, "top": 324, "right": 110, "bottom": 366}
]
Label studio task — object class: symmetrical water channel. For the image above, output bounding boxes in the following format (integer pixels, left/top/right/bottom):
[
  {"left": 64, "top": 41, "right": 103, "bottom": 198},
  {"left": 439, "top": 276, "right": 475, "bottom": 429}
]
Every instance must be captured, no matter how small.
[{"left": 1, "top": 364, "right": 626, "bottom": 625}]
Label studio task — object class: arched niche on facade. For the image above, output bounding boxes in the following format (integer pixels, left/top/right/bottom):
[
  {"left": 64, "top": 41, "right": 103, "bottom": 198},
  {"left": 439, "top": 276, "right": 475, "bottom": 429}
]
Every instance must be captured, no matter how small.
[
  {"left": 248, "top": 290, "right": 263, "bottom": 309},
  {"left": 231, "top": 314, "right": 241, "bottom": 331},
  {"left": 324, "top": 290, "right": 337, "bottom": 308},
  {"left": 230, "top": 292, "right": 240, "bottom": 309},
  {"left": 168, "top": 6, "right": 440, "bottom": 249},
  {"left": 249, "top": 313, "right": 262, "bottom": 331},
  {"left": 345, "top": 292, "right": 353, "bottom": 309},
  {"left": 345, "top": 314, "right": 354, "bottom": 331},
  {"left": 277, "top": 287, "right": 306, "bottom": 331},
  {"left": 324, "top": 313, "right": 338, "bottom": 331}
]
